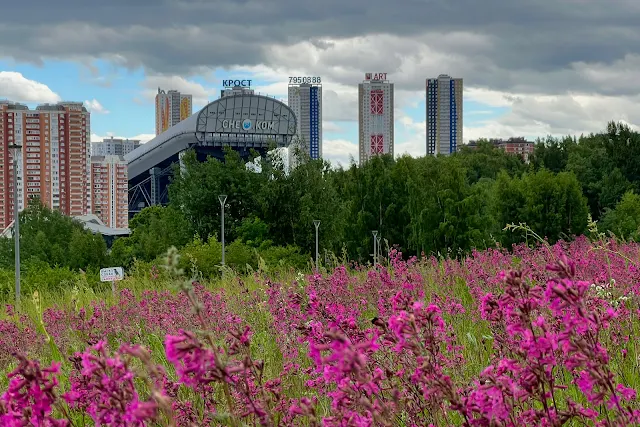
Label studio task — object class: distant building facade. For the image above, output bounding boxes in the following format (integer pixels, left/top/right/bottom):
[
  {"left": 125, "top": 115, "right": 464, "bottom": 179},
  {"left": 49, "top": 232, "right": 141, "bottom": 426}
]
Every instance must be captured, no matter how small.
[
  {"left": 426, "top": 74, "right": 463, "bottom": 156},
  {"left": 0, "top": 101, "right": 91, "bottom": 230},
  {"left": 288, "top": 83, "right": 322, "bottom": 169},
  {"left": 467, "top": 137, "right": 535, "bottom": 162},
  {"left": 358, "top": 73, "right": 394, "bottom": 165},
  {"left": 92, "top": 136, "right": 141, "bottom": 157},
  {"left": 155, "top": 88, "right": 193, "bottom": 135},
  {"left": 220, "top": 86, "right": 255, "bottom": 98},
  {"left": 90, "top": 155, "right": 128, "bottom": 228}
]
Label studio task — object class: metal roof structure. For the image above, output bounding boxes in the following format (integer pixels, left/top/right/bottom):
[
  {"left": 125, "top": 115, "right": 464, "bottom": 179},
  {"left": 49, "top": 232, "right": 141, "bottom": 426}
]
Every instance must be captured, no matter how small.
[
  {"left": 125, "top": 112, "right": 199, "bottom": 181},
  {"left": 73, "top": 214, "right": 131, "bottom": 236},
  {"left": 125, "top": 94, "right": 297, "bottom": 181}
]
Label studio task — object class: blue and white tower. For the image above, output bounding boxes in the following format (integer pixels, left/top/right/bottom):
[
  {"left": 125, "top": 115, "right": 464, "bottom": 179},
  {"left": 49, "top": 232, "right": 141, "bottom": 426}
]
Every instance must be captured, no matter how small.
[
  {"left": 426, "top": 74, "right": 463, "bottom": 156},
  {"left": 288, "top": 83, "right": 323, "bottom": 169}
]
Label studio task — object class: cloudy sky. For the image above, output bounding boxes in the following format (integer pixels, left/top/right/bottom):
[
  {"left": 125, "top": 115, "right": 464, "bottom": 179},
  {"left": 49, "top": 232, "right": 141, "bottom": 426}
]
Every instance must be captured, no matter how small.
[{"left": 1, "top": 0, "right": 639, "bottom": 166}]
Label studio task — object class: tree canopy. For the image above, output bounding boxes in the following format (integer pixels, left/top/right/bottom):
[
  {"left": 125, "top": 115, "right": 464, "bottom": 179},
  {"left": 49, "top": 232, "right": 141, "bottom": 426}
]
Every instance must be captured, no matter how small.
[{"left": 3, "top": 120, "right": 640, "bottom": 272}]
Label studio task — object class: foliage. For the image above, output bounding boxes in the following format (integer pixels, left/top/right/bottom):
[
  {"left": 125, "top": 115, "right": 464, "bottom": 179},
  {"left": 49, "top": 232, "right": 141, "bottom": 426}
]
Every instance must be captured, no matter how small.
[
  {"left": 0, "top": 200, "right": 108, "bottom": 271},
  {"left": 599, "top": 191, "right": 640, "bottom": 240},
  {"left": 4, "top": 121, "right": 640, "bottom": 274}
]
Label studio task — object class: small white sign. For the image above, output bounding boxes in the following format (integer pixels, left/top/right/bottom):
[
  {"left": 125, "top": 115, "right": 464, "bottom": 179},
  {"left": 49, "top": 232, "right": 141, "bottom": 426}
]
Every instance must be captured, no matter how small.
[{"left": 100, "top": 267, "right": 124, "bottom": 282}]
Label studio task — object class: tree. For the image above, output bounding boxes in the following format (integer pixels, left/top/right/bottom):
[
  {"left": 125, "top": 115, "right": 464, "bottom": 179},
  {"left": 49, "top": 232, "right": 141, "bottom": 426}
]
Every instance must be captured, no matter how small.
[
  {"left": 0, "top": 200, "right": 108, "bottom": 270},
  {"left": 168, "top": 148, "right": 263, "bottom": 242},
  {"left": 599, "top": 191, "right": 640, "bottom": 240},
  {"left": 494, "top": 169, "right": 589, "bottom": 246},
  {"left": 113, "top": 205, "right": 192, "bottom": 264}
]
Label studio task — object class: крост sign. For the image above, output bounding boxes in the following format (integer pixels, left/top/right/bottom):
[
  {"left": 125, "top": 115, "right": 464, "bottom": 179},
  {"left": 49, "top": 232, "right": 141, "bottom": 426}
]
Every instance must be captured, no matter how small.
[
  {"left": 289, "top": 76, "right": 322, "bottom": 84},
  {"left": 222, "top": 79, "right": 252, "bottom": 87}
]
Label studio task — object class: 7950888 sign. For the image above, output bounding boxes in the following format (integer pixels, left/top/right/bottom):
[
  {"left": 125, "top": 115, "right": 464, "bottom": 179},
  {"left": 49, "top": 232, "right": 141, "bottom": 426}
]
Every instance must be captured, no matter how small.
[{"left": 289, "top": 76, "right": 321, "bottom": 84}]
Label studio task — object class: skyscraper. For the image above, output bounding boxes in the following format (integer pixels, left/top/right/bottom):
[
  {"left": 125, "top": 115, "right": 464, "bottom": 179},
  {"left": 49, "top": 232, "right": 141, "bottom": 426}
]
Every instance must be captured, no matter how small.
[
  {"left": 0, "top": 101, "right": 91, "bottom": 230},
  {"left": 287, "top": 83, "right": 322, "bottom": 169},
  {"left": 155, "top": 88, "right": 193, "bottom": 135},
  {"left": 426, "top": 74, "right": 463, "bottom": 156},
  {"left": 358, "top": 73, "right": 394, "bottom": 165},
  {"left": 90, "top": 155, "right": 129, "bottom": 228}
]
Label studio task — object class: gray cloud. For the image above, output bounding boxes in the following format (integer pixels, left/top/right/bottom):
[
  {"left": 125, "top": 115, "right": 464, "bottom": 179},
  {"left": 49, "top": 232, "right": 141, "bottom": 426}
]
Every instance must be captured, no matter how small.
[
  {"left": 4, "top": 0, "right": 640, "bottom": 153},
  {"left": 0, "top": 0, "right": 639, "bottom": 96}
]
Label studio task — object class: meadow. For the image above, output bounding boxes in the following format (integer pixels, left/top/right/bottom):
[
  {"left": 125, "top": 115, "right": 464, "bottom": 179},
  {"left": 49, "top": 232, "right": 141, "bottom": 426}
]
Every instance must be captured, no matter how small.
[{"left": 1, "top": 234, "right": 639, "bottom": 426}]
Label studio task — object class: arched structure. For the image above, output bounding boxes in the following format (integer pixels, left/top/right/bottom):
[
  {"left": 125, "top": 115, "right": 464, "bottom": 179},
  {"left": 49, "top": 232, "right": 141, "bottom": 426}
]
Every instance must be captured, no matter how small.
[{"left": 126, "top": 94, "right": 297, "bottom": 216}]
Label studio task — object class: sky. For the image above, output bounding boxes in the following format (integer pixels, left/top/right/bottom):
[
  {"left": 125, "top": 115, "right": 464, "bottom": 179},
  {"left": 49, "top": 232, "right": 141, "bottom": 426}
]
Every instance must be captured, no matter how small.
[{"left": 1, "top": 0, "right": 640, "bottom": 166}]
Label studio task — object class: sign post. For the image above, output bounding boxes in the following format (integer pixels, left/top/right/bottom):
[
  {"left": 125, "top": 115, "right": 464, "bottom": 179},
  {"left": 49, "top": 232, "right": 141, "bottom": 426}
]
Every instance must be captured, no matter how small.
[{"left": 100, "top": 267, "right": 124, "bottom": 297}]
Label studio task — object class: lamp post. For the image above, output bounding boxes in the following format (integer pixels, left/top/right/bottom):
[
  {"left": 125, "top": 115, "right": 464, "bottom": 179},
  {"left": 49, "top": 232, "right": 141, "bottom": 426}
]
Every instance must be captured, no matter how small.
[
  {"left": 9, "top": 143, "right": 22, "bottom": 305},
  {"left": 219, "top": 195, "right": 227, "bottom": 266},
  {"left": 313, "top": 220, "right": 320, "bottom": 269},
  {"left": 372, "top": 230, "right": 378, "bottom": 266},
  {"left": 377, "top": 236, "right": 382, "bottom": 263}
]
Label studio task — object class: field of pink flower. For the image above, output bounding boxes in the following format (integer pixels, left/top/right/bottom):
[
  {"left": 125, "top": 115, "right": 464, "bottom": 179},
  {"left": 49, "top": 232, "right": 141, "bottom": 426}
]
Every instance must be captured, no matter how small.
[{"left": 1, "top": 236, "right": 640, "bottom": 426}]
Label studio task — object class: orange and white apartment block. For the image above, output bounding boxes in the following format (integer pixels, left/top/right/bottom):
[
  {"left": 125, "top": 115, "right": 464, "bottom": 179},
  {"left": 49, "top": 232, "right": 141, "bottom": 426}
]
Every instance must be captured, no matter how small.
[
  {"left": 0, "top": 101, "right": 91, "bottom": 230},
  {"left": 90, "top": 155, "right": 129, "bottom": 229}
]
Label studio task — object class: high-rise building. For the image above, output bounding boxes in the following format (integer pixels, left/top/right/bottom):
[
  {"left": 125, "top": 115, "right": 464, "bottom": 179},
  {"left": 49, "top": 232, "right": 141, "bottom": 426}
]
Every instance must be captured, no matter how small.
[
  {"left": 358, "top": 73, "right": 394, "bottom": 165},
  {"left": 0, "top": 101, "right": 91, "bottom": 230},
  {"left": 155, "top": 88, "right": 193, "bottom": 135},
  {"left": 287, "top": 83, "right": 322, "bottom": 169},
  {"left": 90, "top": 155, "right": 129, "bottom": 228},
  {"left": 220, "top": 86, "right": 255, "bottom": 98},
  {"left": 92, "top": 136, "right": 141, "bottom": 157},
  {"left": 426, "top": 74, "right": 463, "bottom": 156}
]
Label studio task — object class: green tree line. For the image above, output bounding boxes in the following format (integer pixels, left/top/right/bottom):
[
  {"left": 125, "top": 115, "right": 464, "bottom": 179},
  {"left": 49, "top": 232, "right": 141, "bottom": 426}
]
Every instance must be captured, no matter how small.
[{"left": 2, "top": 121, "right": 640, "bottom": 276}]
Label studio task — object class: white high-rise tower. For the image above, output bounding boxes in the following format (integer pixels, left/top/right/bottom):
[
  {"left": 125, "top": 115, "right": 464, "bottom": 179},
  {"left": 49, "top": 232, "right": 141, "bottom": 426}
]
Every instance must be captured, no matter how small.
[{"left": 358, "top": 73, "right": 394, "bottom": 165}]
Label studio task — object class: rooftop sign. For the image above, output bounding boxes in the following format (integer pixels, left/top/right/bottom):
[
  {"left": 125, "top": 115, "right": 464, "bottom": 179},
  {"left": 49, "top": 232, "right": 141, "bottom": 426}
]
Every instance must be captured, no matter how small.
[{"left": 365, "top": 73, "right": 388, "bottom": 81}]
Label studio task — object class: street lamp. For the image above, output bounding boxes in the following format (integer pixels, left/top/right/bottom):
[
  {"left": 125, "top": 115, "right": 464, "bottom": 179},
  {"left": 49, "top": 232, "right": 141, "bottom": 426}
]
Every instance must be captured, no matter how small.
[
  {"left": 9, "top": 143, "right": 22, "bottom": 305},
  {"left": 313, "top": 220, "right": 320, "bottom": 269},
  {"left": 377, "top": 236, "right": 382, "bottom": 263},
  {"left": 372, "top": 230, "right": 378, "bottom": 266},
  {"left": 219, "top": 195, "right": 227, "bottom": 266}
]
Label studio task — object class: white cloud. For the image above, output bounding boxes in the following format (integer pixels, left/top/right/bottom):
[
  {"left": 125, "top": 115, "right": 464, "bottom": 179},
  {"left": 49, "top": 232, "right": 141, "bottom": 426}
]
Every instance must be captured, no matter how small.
[
  {"left": 0, "top": 71, "right": 61, "bottom": 104},
  {"left": 461, "top": 89, "right": 640, "bottom": 142},
  {"left": 323, "top": 138, "right": 358, "bottom": 167},
  {"left": 323, "top": 121, "right": 344, "bottom": 133},
  {"left": 140, "top": 75, "right": 218, "bottom": 108},
  {"left": 83, "top": 98, "right": 109, "bottom": 114}
]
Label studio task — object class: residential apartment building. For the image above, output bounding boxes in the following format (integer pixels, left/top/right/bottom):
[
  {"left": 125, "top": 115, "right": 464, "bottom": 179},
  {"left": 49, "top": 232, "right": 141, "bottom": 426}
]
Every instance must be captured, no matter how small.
[
  {"left": 467, "top": 137, "right": 535, "bottom": 162},
  {"left": 92, "top": 136, "right": 141, "bottom": 157},
  {"left": 358, "top": 73, "right": 394, "bottom": 165},
  {"left": 90, "top": 155, "right": 129, "bottom": 228},
  {"left": 288, "top": 83, "right": 322, "bottom": 169},
  {"left": 0, "top": 101, "right": 91, "bottom": 230},
  {"left": 155, "top": 88, "right": 193, "bottom": 135},
  {"left": 426, "top": 74, "right": 463, "bottom": 156}
]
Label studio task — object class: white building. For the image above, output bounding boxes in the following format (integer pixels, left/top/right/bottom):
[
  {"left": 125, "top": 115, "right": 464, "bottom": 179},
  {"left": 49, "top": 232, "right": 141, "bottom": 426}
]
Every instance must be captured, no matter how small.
[
  {"left": 220, "top": 86, "right": 255, "bottom": 98},
  {"left": 92, "top": 136, "right": 141, "bottom": 157},
  {"left": 358, "top": 73, "right": 394, "bottom": 165},
  {"left": 287, "top": 83, "right": 322, "bottom": 169},
  {"left": 426, "top": 74, "right": 463, "bottom": 156}
]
